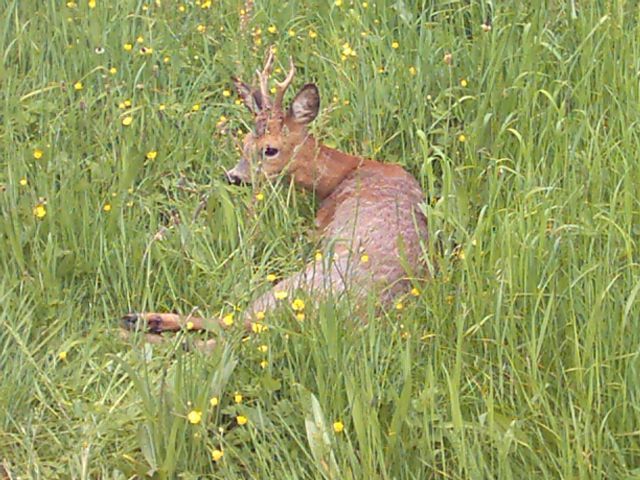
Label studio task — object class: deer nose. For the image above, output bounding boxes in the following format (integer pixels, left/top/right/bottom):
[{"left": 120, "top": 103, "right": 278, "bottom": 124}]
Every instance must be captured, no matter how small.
[{"left": 224, "top": 171, "right": 245, "bottom": 186}]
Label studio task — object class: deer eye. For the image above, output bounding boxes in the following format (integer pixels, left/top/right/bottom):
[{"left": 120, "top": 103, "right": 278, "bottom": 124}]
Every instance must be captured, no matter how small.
[{"left": 264, "top": 147, "right": 279, "bottom": 157}]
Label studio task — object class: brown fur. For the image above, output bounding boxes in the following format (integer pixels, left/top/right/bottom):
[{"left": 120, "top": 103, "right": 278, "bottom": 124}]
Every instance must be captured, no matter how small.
[{"left": 122, "top": 51, "right": 429, "bottom": 347}]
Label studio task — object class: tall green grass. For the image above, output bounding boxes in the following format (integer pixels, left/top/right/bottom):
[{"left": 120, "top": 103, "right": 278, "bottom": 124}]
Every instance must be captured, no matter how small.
[{"left": 1, "top": 0, "right": 639, "bottom": 478}]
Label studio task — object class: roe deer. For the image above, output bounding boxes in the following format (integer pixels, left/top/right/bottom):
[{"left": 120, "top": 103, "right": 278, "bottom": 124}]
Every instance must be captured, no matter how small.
[{"left": 122, "top": 48, "right": 429, "bottom": 346}]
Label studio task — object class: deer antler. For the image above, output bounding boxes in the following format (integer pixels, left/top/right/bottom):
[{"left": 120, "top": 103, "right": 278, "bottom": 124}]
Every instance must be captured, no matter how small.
[
  {"left": 274, "top": 56, "right": 296, "bottom": 112},
  {"left": 255, "top": 47, "right": 275, "bottom": 109}
]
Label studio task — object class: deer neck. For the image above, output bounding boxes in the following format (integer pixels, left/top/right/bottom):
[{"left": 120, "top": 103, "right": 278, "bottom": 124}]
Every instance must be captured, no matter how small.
[{"left": 290, "top": 136, "right": 363, "bottom": 200}]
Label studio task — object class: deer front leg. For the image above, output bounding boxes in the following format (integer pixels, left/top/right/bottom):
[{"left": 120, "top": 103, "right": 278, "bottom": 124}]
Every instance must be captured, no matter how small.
[{"left": 121, "top": 312, "right": 219, "bottom": 334}]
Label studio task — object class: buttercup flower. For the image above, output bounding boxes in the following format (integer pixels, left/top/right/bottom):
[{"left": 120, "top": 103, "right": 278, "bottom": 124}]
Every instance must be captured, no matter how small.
[
  {"left": 236, "top": 415, "right": 248, "bottom": 425},
  {"left": 33, "top": 148, "right": 43, "bottom": 159},
  {"left": 333, "top": 421, "right": 344, "bottom": 433},
  {"left": 33, "top": 204, "right": 47, "bottom": 219},
  {"left": 187, "top": 409, "right": 202, "bottom": 424},
  {"left": 211, "top": 449, "right": 224, "bottom": 462}
]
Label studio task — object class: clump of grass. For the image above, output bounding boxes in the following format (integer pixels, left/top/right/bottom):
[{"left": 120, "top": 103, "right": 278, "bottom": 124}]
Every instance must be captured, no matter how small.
[{"left": 1, "top": 1, "right": 639, "bottom": 478}]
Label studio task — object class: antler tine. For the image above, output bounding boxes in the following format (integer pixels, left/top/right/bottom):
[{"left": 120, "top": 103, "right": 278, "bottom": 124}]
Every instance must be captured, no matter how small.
[
  {"left": 274, "top": 56, "right": 296, "bottom": 111},
  {"left": 255, "top": 47, "right": 275, "bottom": 108}
]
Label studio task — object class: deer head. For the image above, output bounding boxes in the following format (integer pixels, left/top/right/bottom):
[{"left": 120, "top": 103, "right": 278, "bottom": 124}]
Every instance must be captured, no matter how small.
[{"left": 225, "top": 48, "right": 320, "bottom": 186}]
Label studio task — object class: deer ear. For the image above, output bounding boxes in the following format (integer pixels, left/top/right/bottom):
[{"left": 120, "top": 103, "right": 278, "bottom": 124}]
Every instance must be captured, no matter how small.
[
  {"left": 288, "top": 84, "right": 320, "bottom": 125},
  {"left": 232, "top": 77, "right": 264, "bottom": 114}
]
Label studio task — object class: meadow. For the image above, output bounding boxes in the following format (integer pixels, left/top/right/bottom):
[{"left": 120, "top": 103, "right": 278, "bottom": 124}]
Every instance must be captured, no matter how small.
[{"left": 1, "top": 0, "right": 640, "bottom": 478}]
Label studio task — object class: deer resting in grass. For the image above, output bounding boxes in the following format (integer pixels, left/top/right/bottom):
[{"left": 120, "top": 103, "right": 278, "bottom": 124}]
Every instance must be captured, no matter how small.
[{"left": 122, "top": 49, "right": 429, "bottom": 345}]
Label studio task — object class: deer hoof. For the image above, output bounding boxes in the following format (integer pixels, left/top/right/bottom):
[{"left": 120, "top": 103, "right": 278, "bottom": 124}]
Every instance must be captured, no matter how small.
[{"left": 121, "top": 313, "right": 164, "bottom": 333}]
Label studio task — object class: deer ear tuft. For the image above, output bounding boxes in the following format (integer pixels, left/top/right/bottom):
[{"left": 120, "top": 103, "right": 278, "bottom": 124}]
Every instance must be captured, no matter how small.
[{"left": 288, "top": 84, "right": 320, "bottom": 125}]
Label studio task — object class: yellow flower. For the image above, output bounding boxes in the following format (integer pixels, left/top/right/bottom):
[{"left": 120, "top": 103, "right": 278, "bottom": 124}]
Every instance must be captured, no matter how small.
[
  {"left": 288, "top": 29, "right": 296, "bottom": 37},
  {"left": 186, "top": 321, "right": 194, "bottom": 330},
  {"left": 314, "top": 251, "right": 323, "bottom": 261},
  {"left": 391, "top": 41, "right": 399, "bottom": 49},
  {"left": 395, "top": 302, "right": 404, "bottom": 311},
  {"left": 33, "top": 204, "right": 47, "bottom": 219},
  {"left": 109, "top": 67, "right": 117, "bottom": 75},
  {"left": 255, "top": 192, "right": 264, "bottom": 201},
  {"left": 211, "top": 449, "right": 224, "bottom": 462},
  {"left": 66, "top": 1, "right": 77, "bottom": 7},
  {"left": 121, "top": 116, "right": 133, "bottom": 126},
  {"left": 178, "top": 4, "right": 185, "bottom": 12},
  {"left": 258, "top": 344, "right": 268, "bottom": 353},
  {"left": 291, "top": 298, "right": 305, "bottom": 311},
  {"left": 139, "top": 46, "right": 153, "bottom": 55},
  {"left": 409, "top": 66, "right": 417, "bottom": 76},
  {"left": 236, "top": 415, "right": 248, "bottom": 425},
  {"left": 458, "top": 134, "right": 466, "bottom": 143},
  {"left": 309, "top": 30, "right": 317, "bottom": 39},
  {"left": 201, "top": 0, "right": 211, "bottom": 8},
  {"left": 146, "top": 150, "right": 157, "bottom": 160},
  {"left": 360, "top": 253, "right": 369, "bottom": 263},
  {"left": 123, "top": 43, "right": 133, "bottom": 51},
  {"left": 362, "top": 1, "right": 368, "bottom": 6},
  {"left": 187, "top": 409, "right": 202, "bottom": 424},
  {"left": 88, "top": 0, "right": 96, "bottom": 8},
  {"left": 73, "top": 81, "right": 83, "bottom": 91},
  {"left": 123, "top": 99, "right": 132, "bottom": 107},
  {"left": 260, "top": 360, "right": 268, "bottom": 369},
  {"left": 197, "top": 24, "right": 206, "bottom": 33},
  {"left": 136, "top": 35, "right": 144, "bottom": 44},
  {"left": 163, "top": 56, "right": 170, "bottom": 63},
  {"left": 296, "top": 312, "right": 305, "bottom": 322},
  {"left": 274, "top": 291, "right": 288, "bottom": 300},
  {"left": 192, "top": 103, "right": 200, "bottom": 112},
  {"left": 222, "top": 89, "right": 231, "bottom": 97},
  {"left": 255, "top": 311, "right": 266, "bottom": 321},
  {"left": 33, "top": 148, "right": 44, "bottom": 159},
  {"left": 410, "top": 287, "right": 420, "bottom": 297},
  {"left": 267, "top": 25, "right": 277, "bottom": 34},
  {"left": 341, "top": 42, "right": 356, "bottom": 58},
  {"left": 58, "top": 351, "right": 68, "bottom": 361},
  {"left": 19, "top": 178, "right": 27, "bottom": 186},
  {"left": 460, "top": 79, "right": 468, "bottom": 87},
  {"left": 252, "top": 322, "right": 267, "bottom": 333},
  {"left": 335, "top": 0, "right": 343, "bottom": 5},
  {"left": 158, "top": 104, "right": 166, "bottom": 111},
  {"left": 210, "top": 396, "right": 219, "bottom": 407},
  {"left": 103, "top": 203, "right": 112, "bottom": 212},
  {"left": 222, "top": 313, "right": 234, "bottom": 326},
  {"left": 333, "top": 421, "right": 344, "bottom": 433},
  {"left": 234, "top": 392, "right": 243, "bottom": 403},
  {"left": 267, "top": 273, "right": 277, "bottom": 282}
]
